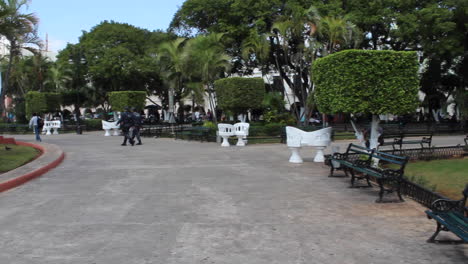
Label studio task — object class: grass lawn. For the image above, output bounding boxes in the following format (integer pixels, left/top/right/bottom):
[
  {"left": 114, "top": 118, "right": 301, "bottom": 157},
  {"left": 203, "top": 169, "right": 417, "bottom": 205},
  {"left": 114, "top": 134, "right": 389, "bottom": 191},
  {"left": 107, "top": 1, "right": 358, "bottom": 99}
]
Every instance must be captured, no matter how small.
[
  {"left": 0, "top": 144, "right": 41, "bottom": 173},
  {"left": 402, "top": 158, "right": 468, "bottom": 200}
]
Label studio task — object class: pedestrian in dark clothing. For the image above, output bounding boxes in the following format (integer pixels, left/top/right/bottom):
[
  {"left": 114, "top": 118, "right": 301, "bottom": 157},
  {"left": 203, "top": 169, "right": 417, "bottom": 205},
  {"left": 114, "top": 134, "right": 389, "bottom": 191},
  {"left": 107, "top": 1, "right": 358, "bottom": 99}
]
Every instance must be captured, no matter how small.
[
  {"left": 117, "top": 107, "right": 135, "bottom": 146},
  {"left": 131, "top": 107, "right": 143, "bottom": 145}
]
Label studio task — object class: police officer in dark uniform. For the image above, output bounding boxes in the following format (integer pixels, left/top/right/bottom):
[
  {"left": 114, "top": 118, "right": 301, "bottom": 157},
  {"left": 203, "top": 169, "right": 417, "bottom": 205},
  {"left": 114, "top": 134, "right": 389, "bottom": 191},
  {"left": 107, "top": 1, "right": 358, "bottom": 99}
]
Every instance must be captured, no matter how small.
[
  {"left": 131, "top": 107, "right": 143, "bottom": 145},
  {"left": 117, "top": 106, "right": 135, "bottom": 146}
]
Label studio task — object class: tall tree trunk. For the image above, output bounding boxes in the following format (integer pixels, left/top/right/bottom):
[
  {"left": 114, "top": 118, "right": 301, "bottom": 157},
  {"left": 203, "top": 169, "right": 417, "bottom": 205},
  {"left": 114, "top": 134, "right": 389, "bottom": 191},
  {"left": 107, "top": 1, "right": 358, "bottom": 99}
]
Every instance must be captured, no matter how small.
[{"left": 168, "top": 87, "right": 175, "bottom": 123}]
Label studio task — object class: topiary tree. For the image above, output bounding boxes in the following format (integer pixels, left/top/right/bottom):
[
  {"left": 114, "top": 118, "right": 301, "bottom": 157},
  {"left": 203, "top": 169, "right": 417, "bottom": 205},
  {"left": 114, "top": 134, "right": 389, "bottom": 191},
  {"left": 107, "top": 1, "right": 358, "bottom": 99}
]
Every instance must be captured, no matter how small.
[
  {"left": 313, "top": 50, "right": 419, "bottom": 149},
  {"left": 25, "top": 92, "right": 61, "bottom": 119},
  {"left": 214, "top": 77, "right": 265, "bottom": 122},
  {"left": 108, "top": 91, "right": 146, "bottom": 112}
]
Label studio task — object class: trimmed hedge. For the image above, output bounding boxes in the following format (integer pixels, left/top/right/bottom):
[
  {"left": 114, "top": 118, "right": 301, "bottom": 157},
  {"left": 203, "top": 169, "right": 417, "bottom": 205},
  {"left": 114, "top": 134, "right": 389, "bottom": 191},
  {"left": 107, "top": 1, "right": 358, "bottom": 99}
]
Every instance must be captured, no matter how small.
[
  {"left": 313, "top": 50, "right": 419, "bottom": 115},
  {"left": 214, "top": 77, "right": 265, "bottom": 113},
  {"left": 25, "top": 92, "right": 61, "bottom": 118},
  {"left": 108, "top": 91, "right": 146, "bottom": 111}
]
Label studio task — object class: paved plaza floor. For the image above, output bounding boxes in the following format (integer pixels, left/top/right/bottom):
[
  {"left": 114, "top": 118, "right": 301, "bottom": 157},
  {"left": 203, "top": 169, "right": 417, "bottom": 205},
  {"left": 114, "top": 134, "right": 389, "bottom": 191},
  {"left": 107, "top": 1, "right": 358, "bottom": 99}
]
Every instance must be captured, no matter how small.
[{"left": 1, "top": 132, "right": 467, "bottom": 263}]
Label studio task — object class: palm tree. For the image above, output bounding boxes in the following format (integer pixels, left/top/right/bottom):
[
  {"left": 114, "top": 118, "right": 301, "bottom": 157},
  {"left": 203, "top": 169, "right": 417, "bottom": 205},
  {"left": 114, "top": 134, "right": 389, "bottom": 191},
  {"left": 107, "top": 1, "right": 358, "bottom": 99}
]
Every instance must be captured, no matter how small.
[
  {"left": 241, "top": 30, "right": 271, "bottom": 77},
  {"left": 45, "top": 64, "right": 72, "bottom": 92},
  {"left": 319, "top": 16, "right": 361, "bottom": 55},
  {"left": 270, "top": 6, "right": 322, "bottom": 124},
  {"left": 0, "top": 0, "right": 40, "bottom": 112},
  {"left": 158, "top": 38, "right": 188, "bottom": 123},
  {"left": 185, "top": 33, "right": 231, "bottom": 123}
]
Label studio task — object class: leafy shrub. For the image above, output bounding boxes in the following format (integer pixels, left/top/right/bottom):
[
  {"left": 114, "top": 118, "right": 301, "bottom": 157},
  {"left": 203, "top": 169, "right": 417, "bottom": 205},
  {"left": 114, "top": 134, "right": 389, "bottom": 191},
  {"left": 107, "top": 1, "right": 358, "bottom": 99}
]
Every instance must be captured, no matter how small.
[
  {"left": 263, "top": 123, "right": 285, "bottom": 136},
  {"left": 108, "top": 91, "right": 146, "bottom": 111},
  {"left": 202, "top": 121, "right": 216, "bottom": 130},
  {"left": 263, "top": 110, "right": 295, "bottom": 125},
  {"left": 25, "top": 92, "right": 61, "bottom": 118},
  {"left": 83, "top": 119, "right": 103, "bottom": 130},
  {"left": 313, "top": 50, "right": 419, "bottom": 115},
  {"left": 215, "top": 77, "right": 265, "bottom": 114}
]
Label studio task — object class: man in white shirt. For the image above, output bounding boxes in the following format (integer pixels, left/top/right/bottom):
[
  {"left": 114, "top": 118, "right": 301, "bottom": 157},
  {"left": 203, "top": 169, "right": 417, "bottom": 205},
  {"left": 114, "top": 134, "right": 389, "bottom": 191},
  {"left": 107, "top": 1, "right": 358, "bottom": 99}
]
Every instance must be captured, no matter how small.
[{"left": 29, "top": 113, "right": 42, "bottom": 142}]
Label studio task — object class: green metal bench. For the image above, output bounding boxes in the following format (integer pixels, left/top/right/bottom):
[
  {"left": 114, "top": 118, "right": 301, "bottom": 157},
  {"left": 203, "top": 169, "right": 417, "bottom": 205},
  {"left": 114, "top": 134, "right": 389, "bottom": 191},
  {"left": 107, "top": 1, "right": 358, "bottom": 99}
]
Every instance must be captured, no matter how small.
[
  {"left": 328, "top": 143, "right": 409, "bottom": 202},
  {"left": 425, "top": 185, "right": 468, "bottom": 243},
  {"left": 393, "top": 132, "right": 433, "bottom": 149}
]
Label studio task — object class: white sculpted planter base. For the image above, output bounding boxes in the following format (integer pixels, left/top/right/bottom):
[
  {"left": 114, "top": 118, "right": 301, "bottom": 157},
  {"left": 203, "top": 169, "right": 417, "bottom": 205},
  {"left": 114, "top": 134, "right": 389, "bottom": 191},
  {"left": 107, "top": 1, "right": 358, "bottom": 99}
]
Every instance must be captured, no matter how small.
[{"left": 286, "top": 126, "right": 332, "bottom": 163}]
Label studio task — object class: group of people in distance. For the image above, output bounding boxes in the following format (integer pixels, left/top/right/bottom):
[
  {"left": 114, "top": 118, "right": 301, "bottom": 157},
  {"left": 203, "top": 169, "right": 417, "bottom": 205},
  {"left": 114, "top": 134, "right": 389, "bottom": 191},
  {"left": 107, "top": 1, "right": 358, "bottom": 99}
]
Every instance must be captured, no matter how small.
[{"left": 117, "top": 106, "right": 143, "bottom": 146}]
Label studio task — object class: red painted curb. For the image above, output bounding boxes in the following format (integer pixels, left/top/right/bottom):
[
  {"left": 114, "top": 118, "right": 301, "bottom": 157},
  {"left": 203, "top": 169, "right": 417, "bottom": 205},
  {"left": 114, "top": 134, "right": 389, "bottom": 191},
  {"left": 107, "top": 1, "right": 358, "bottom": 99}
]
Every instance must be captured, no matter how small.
[{"left": 0, "top": 141, "right": 65, "bottom": 193}]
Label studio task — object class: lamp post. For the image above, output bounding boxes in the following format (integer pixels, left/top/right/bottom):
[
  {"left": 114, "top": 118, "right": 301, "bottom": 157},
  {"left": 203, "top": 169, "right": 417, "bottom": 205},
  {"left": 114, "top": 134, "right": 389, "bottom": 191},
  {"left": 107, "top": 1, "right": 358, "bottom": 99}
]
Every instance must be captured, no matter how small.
[{"left": 68, "top": 56, "right": 86, "bottom": 134}]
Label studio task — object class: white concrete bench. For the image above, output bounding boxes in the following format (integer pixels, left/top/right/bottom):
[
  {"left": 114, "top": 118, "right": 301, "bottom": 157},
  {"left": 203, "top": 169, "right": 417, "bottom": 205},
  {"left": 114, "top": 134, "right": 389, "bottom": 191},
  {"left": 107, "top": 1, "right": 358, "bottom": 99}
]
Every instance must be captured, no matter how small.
[
  {"left": 43, "top": 120, "right": 61, "bottom": 135},
  {"left": 102, "top": 120, "right": 120, "bottom": 136},
  {"left": 218, "top": 123, "right": 234, "bottom": 147},
  {"left": 286, "top": 126, "right": 332, "bottom": 163},
  {"left": 234, "top": 122, "right": 250, "bottom": 146}
]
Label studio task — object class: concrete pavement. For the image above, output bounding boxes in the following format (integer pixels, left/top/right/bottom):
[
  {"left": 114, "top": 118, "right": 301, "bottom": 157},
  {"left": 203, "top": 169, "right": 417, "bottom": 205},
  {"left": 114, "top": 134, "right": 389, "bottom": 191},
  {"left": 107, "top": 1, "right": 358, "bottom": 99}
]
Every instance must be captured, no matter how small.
[{"left": 0, "top": 132, "right": 466, "bottom": 263}]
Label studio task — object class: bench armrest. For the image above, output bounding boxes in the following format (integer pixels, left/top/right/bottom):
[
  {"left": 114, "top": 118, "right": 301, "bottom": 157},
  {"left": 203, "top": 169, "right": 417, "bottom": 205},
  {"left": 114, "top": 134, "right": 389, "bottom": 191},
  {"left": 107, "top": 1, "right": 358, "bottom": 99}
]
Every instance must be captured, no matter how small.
[
  {"left": 353, "top": 159, "right": 370, "bottom": 168},
  {"left": 430, "top": 199, "right": 464, "bottom": 213},
  {"left": 331, "top": 152, "right": 347, "bottom": 160},
  {"left": 380, "top": 169, "right": 403, "bottom": 180}
]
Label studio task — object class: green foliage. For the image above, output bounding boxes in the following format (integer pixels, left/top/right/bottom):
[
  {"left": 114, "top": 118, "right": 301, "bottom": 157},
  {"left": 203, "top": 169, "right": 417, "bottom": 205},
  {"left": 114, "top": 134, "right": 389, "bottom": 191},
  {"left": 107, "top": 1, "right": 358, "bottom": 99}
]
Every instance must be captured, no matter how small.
[
  {"left": 83, "top": 119, "right": 102, "bottom": 130},
  {"left": 12, "top": 97, "right": 27, "bottom": 123},
  {"left": 313, "top": 50, "right": 419, "bottom": 115},
  {"left": 25, "top": 92, "right": 61, "bottom": 117},
  {"left": 202, "top": 121, "right": 216, "bottom": 130},
  {"left": 263, "top": 123, "right": 286, "bottom": 136},
  {"left": 79, "top": 21, "right": 168, "bottom": 92},
  {"left": 61, "top": 90, "right": 85, "bottom": 106},
  {"left": 262, "top": 92, "right": 285, "bottom": 112},
  {"left": 263, "top": 110, "right": 295, "bottom": 125},
  {"left": 108, "top": 91, "right": 146, "bottom": 111},
  {"left": 214, "top": 77, "right": 265, "bottom": 113},
  {"left": 44, "top": 93, "right": 61, "bottom": 112},
  {"left": 25, "top": 91, "right": 47, "bottom": 117}
]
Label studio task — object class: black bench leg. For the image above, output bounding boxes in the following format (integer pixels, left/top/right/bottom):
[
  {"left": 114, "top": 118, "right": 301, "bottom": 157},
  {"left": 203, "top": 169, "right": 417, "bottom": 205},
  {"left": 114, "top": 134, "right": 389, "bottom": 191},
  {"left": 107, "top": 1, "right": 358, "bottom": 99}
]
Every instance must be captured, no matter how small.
[
  {"left": 350, "top": 169, "right": 356, "bottom": 187},
  {"left": 366, "top": 175, "right": 372, "bottom": 187},
  {"left": 376, "top": 180, "right": 385, "bottom": 203},
  {"left": 397, "top": 181, "right": 404, "bottom": 202},
  {"left": 329, "top": 165, "right": 335, "bottom": 177},
  {"left": 427, "top": 222, "right": 442, "bottom": 243},
  {"left": 343, "top": 169, "right": 350, "bottom": 178}
]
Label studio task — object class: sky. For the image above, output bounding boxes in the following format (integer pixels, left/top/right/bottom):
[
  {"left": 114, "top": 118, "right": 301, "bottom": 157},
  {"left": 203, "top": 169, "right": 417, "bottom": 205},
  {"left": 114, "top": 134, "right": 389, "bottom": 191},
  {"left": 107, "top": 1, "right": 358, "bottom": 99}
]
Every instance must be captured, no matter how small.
[{"left": 28, "top": 0, "right": 186, "bottom": 53}]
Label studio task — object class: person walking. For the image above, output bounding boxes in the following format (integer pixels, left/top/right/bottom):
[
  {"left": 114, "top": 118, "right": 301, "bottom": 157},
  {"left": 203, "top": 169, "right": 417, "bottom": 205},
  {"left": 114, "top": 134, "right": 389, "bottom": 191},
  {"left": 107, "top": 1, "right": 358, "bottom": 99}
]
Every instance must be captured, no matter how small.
[
  {"left": 117, "top": 107, "right": 135, "bottom": 146},
  {"left": 131, "top": 107, "right": 143, "bottom": 145},
  {"left": 29, "top": 113, "right": 42, "bottom": 142}
]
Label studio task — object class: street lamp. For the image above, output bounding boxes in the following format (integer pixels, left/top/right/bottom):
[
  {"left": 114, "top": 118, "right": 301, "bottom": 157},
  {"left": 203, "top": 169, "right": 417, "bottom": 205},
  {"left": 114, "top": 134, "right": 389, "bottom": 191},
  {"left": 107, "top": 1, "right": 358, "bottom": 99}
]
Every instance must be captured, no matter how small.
[{"left": 68, "top": 57, "right": 86, "bottom": 134}]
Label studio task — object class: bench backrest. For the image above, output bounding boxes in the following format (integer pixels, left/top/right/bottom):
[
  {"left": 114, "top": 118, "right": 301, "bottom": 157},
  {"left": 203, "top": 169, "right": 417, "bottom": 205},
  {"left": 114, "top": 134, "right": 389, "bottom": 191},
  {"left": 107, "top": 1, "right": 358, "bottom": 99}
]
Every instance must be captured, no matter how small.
[
  {"left": 371, "top": 149, "right": 409, "bottom": 169},
  {"left": 344, "top": 143, "right": 408, "bottom": 168},
  {"left": 234, "top": 122, "right": 250, "bottom": 136},
  {"left": 43, "top": 120, "right": 61, "bottom": 128},
  {"left": 102, "top": 120, "right": 120, "bottom": 129},
  {"left": 286, "top": 126, "right": 332, "bottom": 147},
  {"left": 218, "top": 123, "right": 234, "bottom": 136},
  {"left": 345, "top": 143, "right": 372, "bottom": 155}
]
